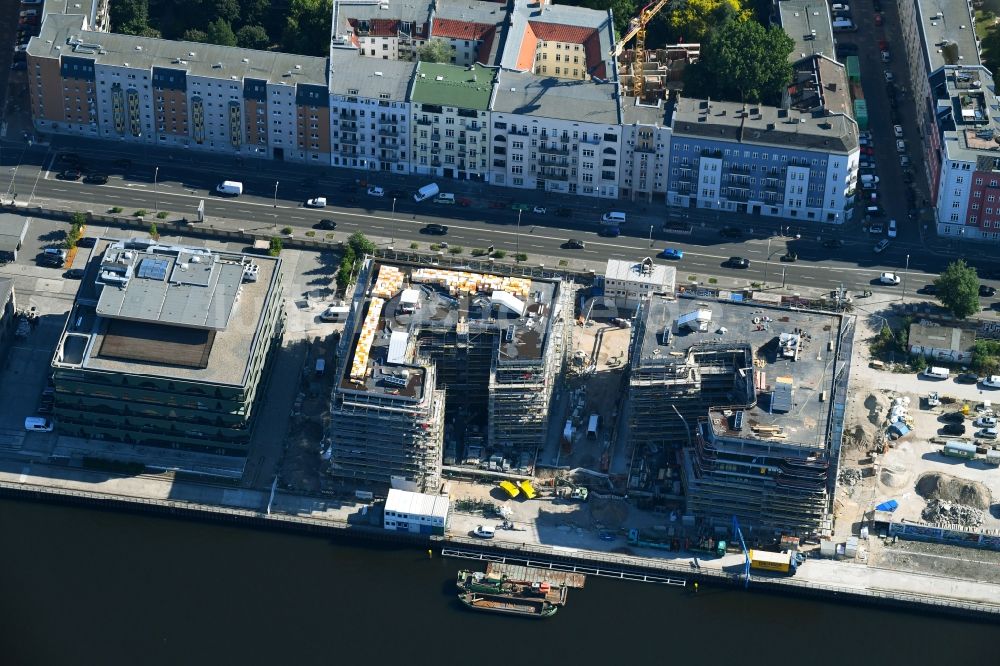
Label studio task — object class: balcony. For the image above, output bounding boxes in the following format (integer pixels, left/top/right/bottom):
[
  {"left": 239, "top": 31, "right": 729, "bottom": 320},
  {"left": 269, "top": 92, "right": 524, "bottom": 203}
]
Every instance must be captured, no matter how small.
[
  {"left": 458, "top": 136, "right": 466, "bottom": 144},
  {"left": 727, "top": 163, "right": 750, "bottom": 174},
  {"left": 416, "top": 118, "right": 433, "bottom": 126},
  {"left": 539, "top": 170, "right": 569, "bottom": 181},
  {"left": 378, "top": 127, "right": 398, "bottom": 137},
  {"left": 432, "top": 159, "right": 442, "bottom": 167},
  {"left": 494, "top": 159, "right": 506, "bottom": 168},
  {"left": 508, "top": 127, "right": 529, "bottom": 136},
  {"left": 539, "top": 156, "right": 569, "bottom": 168},
  {"left": 339, "top": 111, "right": 356, "bottom": 120},
  {"left": 431, "top": 132, "right": 441, "bottom": 141},
  {"left": 538, "top": 144, "right": 569, "bottom": 156},
  {"left": 341, "top": 136, "right": 359, "bottom": 145}
]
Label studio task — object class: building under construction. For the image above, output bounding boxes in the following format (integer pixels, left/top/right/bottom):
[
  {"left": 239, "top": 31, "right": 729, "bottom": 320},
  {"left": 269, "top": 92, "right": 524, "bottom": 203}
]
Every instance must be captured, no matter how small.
[
  {"left": 617, "top": 44, "right": 699, "bottom": 105},
  {"left": 328, "top": 259, "right": 566, "bottom": 492},
  {"left": 626, "top": 296, "right": 848, "bottom": 537}
]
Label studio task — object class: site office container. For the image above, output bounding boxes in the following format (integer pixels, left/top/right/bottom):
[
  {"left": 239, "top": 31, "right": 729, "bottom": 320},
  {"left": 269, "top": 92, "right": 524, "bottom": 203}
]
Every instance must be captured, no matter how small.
[{"left": 748, "top": 550, "right": 793, "bottom": 573}]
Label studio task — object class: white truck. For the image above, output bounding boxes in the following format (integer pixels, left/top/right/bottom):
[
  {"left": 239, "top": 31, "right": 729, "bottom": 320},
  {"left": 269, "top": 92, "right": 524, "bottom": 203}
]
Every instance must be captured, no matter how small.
[
  {"left": 413, "top": 183, "right": 440, "bottom": 202},
  {"left": 216, "top": 180, "right": 244, "bottom": 196}
]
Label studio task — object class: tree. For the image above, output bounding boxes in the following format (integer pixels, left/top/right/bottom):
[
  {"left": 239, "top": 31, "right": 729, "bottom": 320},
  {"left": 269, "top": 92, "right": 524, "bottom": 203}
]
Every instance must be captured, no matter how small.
[
  {"left": 70, "top": 212, "right": 87, "bottom": 228},
  {"left": 148, "top": 222, "right": 160, "bottom": 241},
  {"left": 236, "top": 24, "right": 270, "bottom": 50},
  {"left": 282, "top": 0, "right": 333, "bottom": 56},
  {"left": 667, "top": 0, "right": 749, "bottom": 42},
  {"left": 934, "top": 259, "right": 981, "bottom": 319},
  {"left": 213, "top": 0, "right": 242, "bottom": 23},
  {"left": 111, "top": 0, "right": 151, "bottom": 35},
  {"left": 206, "top": 18, "right": 238, "bottom": 46},
  {"left": 972, "top": 339, "right": 1000, "bottom": 374},
  {"left": 182, "top": 28, "right": 209, "bottom": 43},
  {"left": 347, "top": 232, "right": 375, "bottom": 256},
  {"left": 268, "top": 237, "right": 283, "bottom": 256},
  {"left": 416, "top": 39, "right": 452, "bottom": 63},
  {"left": 683, "top": 18, "right": 794, "bottom": 105}
]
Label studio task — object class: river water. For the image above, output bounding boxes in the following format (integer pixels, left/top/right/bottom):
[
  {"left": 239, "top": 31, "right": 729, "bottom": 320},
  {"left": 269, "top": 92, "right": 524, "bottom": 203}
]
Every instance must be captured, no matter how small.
[{"left": 0, "top": 500, "right": 996, "bottom": 665}]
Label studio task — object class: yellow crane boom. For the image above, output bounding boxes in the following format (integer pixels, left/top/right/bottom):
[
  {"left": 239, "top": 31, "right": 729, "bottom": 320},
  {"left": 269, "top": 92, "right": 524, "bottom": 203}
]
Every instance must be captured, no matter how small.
[{"left": 609, "top": 0, "right": 671, "bottom": 98}]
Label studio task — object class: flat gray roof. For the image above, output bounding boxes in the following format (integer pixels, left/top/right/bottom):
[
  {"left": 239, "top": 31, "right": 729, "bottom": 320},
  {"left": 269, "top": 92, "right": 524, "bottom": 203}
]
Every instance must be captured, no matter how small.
[
  {"left": 621, "top": 97, "right": 672, "bottom": 126},
  {"left": 940, "top": 66, "right": 1000, "bottom": 164},
  {"left": 332, "top": 0, "right": 432, "bottom": 43},
  {"left": 29, "top": 14, "right": 328, "bottom": 86},
  {"left": 0, "top": 214, "right": 28, "bottom": 254},
  {"left": 55, "top": 240, "right": 281, "bottom": 387},
  {"left": 779, "top": 1, "right": 835, "bottom": 64},
  {"left": 637, "top": 297, "right": 842, "bottom": 451},
  {"left": 672, "top": 95, "right": 858, "bottom": 153},
  {"left": 329, "top": 47, "right": 416, "bottom": 99},
  {"left": 491, "top": 70, "right": 620, "bottom": 124},
  {"left": 917, "top": 0, "right": 981, "bottom": 73},
  {"left": 434, "top": 0, "right": 506, "bottom": 26}
]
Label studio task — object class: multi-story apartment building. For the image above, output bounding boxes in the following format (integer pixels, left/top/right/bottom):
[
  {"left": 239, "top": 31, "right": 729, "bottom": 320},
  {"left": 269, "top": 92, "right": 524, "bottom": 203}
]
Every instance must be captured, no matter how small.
[
  {"left": 332, "top": 0, "right": 430, "bottom": 61},
  {"left": 501, "top": 0, "right": 612, "bottom": 82},
  {"left": 620, "top": 99, "right": 672, "bottom": 202},
  {"left": 50, "top": 239, "right": 284, "bottom": 460},
  {"left": 667, "top": 55, "right": 859, "bottom": 224},
  {"left": 933, "top": 66, "right": 1000, "bottom": 241},
  {"left": 328, "top": 259, "right": 565, "bottom": 491},
  {"left": 431, "top": 0, "right": 505, "bottom": 66},
  {"left": 490, "top": 70, "right": 622, "bottom": 197},
  {"left": 329, "top": 49, "right": 415, "bottom": 172},
  {"left": 409, "top": 62, "right": 493, "bottom": 180},
  {"left": 28, "top": 14, "right": 331, "bottom": 162}
]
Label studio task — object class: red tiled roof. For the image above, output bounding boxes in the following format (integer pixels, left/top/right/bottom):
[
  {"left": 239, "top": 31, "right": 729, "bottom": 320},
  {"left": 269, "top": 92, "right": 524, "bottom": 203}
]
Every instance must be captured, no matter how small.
[
  {"left": 349, "top": 18, "right": 404, "bottom": 38},
  {"left": 524, "top": 22, "right": 606, "bottom": 78},
  {"left": 516, "top": 23, "right": 538, "bottom": 70},
  {"left": 432, "top": 18, "right": 494, "bottom": 41},
  {"left": 528, "top": 22, "right": 594, "bottom": 46}
]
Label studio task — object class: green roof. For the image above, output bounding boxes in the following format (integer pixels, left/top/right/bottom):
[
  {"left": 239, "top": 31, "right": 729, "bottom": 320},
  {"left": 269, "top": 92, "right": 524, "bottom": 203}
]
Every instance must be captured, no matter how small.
[{"left": 411, "top": 62, "right": 494, "bottom": 110}]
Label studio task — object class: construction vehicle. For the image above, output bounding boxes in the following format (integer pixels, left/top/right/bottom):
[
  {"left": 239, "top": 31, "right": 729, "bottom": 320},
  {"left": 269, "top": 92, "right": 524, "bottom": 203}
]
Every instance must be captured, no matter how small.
[
  {"left": 748, "top": 550, "right": 804, "bottom": 575},
  {"left": 609, "top": 0, "right": 671, "bottom": 98},
  {"left": 689, "top": 536, "right": 726, "bottom": 558},
  {"left": 628, "top": 528, "right": 676, "bottom": 550}
]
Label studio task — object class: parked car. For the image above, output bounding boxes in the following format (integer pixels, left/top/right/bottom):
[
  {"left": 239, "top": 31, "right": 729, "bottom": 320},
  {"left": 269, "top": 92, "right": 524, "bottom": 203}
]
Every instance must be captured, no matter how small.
[
  {"left": 57, "top": 169, "right": 82, "bottom": 180},
  {"left": 532, "top": 206, "right": 546, "bottom": 214},
  {"left": 955, "top": 372, "right": 980, "bottom": 384},
  {"left": 941, "top": 423, "right": 967, "bottom": 436},
  {"left": 896, "top": 139, "right": 907, "bottom": 153},
  {"left": 660, "top": 248, "right": 684, "bottom": 260},
  {"left": 83, "top": 173, "right": 108, "bottom": 185},
  {"left": 879, "top": 272, "right": 900, "bottom": 285},
  {"left": 941, "top": 411, "right": 966, "bottom": 423},
  {"left": 874, "top": 12, "right": 883, "bottom": 26},
  {"left": 63, "top": 268, "right": 85, "bottom": 279},
  {"left": 564, "top": 239, "right": 586, "bottom": 249},
  {"left": 305, "top": 197, "right": 327, "bottom": 208},
  {"left": 473, "top": 525, "right": 496, "bottom": 539},
  {"left": 982, "top": 375, "right": 1000, "bottom": 389},
  {"left": 979, "top": 284, "right": 997, "bottom": 297},
  {"left": 366, "top": 186, "right": 384, "bottom": 197},
  {"left": 780, "top": 251, "right": 797, "bottom": 262},
  {"left": 974, "top": 417, "right": 998, "bottom": 428},
  {"left": 726, "top": 256, "right": 750, "bottom": 269},
  {"left": 422, "top": 224, "right": 448, "bottom": 235},
  {"left": 887, "top": 220, "right": 897, "bottom": 238},
  {"left": 894, "top": 125, "right": 904, "bottom": 138},
  {"left": 874, "top": 239, "right": 890, "bottom": 253},
  {"left": 918, "top": 284, "right": 938, "bottom": 295}
]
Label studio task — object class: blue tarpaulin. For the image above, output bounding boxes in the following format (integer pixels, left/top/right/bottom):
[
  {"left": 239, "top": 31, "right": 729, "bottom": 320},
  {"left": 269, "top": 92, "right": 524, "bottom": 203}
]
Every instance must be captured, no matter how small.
[{"left": 876, "top": 500, "right": 899, "bottom": 512}]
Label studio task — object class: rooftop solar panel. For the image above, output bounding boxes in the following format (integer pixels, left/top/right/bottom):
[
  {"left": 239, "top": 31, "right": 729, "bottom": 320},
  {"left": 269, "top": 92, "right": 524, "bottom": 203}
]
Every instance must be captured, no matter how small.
[{"left": 137, "top": 257, "right": 169, "bottom": 281}]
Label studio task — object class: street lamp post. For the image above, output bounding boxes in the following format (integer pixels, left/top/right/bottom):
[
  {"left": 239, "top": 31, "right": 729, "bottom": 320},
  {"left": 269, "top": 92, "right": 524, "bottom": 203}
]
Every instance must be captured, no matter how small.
[
  {"left": 153, "top": 166, "right": 160, "bottom": 213},
  {"left": 648, "top": 224, "right": 654, "bottom": 248},
  {"left": 390, "top": 197, "right": 397, "bottom": 250},
  {"left": 273, "top": 180, "right": 279, "bottom": 208},
  {"left": 515, "top": 209, "right": 522, "bottom": 262},
  {"left": 763, "top": 237, "right": 772, "bottom": 287},
  {"left": 902, "top": 253, "right": 910, "bottom": 303}
]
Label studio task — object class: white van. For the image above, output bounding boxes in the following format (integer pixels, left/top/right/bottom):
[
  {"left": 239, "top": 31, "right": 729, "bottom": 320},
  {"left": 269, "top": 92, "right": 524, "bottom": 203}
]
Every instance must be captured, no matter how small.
[
  {"left": 435, "top": 193, "right": 456, "bottom": 205},
  {"left": 601, "top": 211, "right": 627, "bottom": 225},
  {"left": 24, "top": 417, "right": 54, "bottom": 432},
  {"left": 413, "top": 183, "right": 440, "bottom": 202},
  {"left": 473, "top": 524, "right": 496, "bottom": 539},
  {"left": 216, "top": 180, "right": 243, "bottom": 196},
  {"left": 922, "top": 366, "right": 950, "bottom": 380}
]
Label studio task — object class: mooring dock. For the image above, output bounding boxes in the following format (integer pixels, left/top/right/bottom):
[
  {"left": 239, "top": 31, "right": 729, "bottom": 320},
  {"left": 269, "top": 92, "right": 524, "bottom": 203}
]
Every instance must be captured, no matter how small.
[{"left": 486, "top": 563, "right": 586, "bottom": 589}]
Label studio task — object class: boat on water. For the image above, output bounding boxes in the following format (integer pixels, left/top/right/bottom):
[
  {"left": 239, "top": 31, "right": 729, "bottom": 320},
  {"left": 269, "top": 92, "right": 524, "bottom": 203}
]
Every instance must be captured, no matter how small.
[{"left": 455, "top": 570, "right": 566, "bottom": 619}]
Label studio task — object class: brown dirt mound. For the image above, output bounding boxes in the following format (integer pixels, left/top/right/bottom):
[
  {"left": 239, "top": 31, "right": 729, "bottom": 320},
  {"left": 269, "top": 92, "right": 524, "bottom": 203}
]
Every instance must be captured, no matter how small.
[{"left": 915, "top": 472, "right": 992, "bottom": 510}]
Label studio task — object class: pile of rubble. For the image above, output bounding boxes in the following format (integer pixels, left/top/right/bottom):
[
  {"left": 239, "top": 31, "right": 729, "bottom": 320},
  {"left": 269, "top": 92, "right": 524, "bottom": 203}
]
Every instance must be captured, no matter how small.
[
  {"left": 921, "top": 499, "right": 985, "bottom": 528},
  {"left": 838, "top": 467, "right": 863, "bottom": 487}
]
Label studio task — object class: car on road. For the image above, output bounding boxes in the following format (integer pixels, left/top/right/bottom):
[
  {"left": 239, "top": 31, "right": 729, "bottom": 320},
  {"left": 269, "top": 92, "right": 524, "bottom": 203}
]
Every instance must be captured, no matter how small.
[
  {"left": 879, "top": 272, "right": 900, "bottom": 285},
  {"left": 881, "top": 50, "right": 891, "bottom": 63},
  {"left": 918, "top": 284, "right": 938, "bottom": 295},
  {"left": 822, "top": 238, "right": 843, "bottom": 249},
  {"left": 980, "top": 284, "right": 997, "bottom": 297},
  {"left": 315, "top": 219, "right": 336, "bottom": 230},
  {"left": 900, "top": 155, "right": 911, "bottom": 167},
  {"left": 57, "top": 169, "right": 82, "bottom": 180},
  {"left": 956, "top": 372, "right": 980, "bottom": 384},
  {"left": 597, "top": 226, "right": 620, "bottom": 238},
  {"left": 874, "top": 12, "right": 883, "bottom": 26},
  {"left": 564, "top": 239, "right": 586, "bottom": 249},
  {"left": 24, "top": 417, "right": 53, "bottom": 433},
  {"left": 874, "top": 239, "right": 890, "bottom": 253},
  {"left": 556, "top": 207, "right": 572, "bottom": 217},
  {"left": 888, "top": 220, "right": 897, "bottom": 238},
  {"left": 941, "top": 423, "right": 966, "bottom": 436},
  {"left": 720, "top": 227, "right": 744, "bottom": 238},
  {"left": 726, "top": 256, "right": 750, "bottom": 269},
  {"left": 532, "top": 206, "right": 546, "bottom": 214},
  {"left": 975, "top": 417, "right": 998, "bottom": 428},
  {"left": 896, "top": 140, "right": 907, "bottom": 153},
  {"left": 894, "top": 125, "right": 904, "bottom": 138},
  {"left": 422, "top": 224, "right": 448, "bottom": 235},
  {"left": 982, "top": 375, "right": 1000, "bottom": 389},
  {"left": 82, "top": 173, "right": 108, "bottom": 185},
  {"left": 63, "top": 268, "right": 85, "bottom": 279},
  {"left": 941, "top": 411, "right": 966, "bottom": 423},
  {"left": 779, "top": 251, "right": 797, "bottom": 262},
  {"left": 660, "top": 248, "right": 683, "bottom": 260},
  {"left": 305, "top": 197, "right": 327, "bottom": 208},
  {"left": 366, "top": 186, "right": 384, "bottom": 197}
]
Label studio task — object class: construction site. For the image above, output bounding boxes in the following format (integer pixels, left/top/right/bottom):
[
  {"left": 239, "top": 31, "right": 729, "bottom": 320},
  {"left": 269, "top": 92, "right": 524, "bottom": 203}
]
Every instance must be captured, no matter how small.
[
  {"left": 626, "top": 296, "right": 851, "bottom": 539},
  {"left": 326, "top": 259, "right": 568, "bottom": 493}
]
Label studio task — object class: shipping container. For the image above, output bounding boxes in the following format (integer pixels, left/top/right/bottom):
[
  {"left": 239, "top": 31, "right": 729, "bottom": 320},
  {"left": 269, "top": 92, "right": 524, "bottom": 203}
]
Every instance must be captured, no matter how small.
[
  {"left": 749, "top": 549, "right": 800, "bottom": 574},
  {"left": 854, "top": 99, "right": 868, "bottom": 130},
  {"left": 846, "top": 56, "right": 861, "bottom": 83},
  {"left": 850, "top": 81, "right": 864, "bottom": 101},
  {"left": 942, "top": 441, "right": 977, "bottom": 459}
]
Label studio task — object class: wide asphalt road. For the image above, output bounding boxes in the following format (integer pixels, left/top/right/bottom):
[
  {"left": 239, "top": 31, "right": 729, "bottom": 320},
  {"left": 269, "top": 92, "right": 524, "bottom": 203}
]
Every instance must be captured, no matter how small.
[{"left": 2, "top": 138, "right": 997, "bottom": 300}]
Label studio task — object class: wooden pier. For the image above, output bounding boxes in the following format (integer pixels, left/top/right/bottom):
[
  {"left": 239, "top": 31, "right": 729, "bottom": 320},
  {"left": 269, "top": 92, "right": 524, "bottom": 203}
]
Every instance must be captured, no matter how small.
[{"left": 487, "top": 563, "right": 586, "bottom": 589}]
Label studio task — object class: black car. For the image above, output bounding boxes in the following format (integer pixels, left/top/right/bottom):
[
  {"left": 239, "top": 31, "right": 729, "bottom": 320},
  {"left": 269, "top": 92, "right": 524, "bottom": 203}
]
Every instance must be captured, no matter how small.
[
  {"left": 726, "top": 256, "right": 750, "bottom": 269},
  {"left": 315, "top": 219, "right": 336, "bottom": 230},
  {"left": 83, "top": 173, "right": 108, "bottom": 185},
  {"left": 941, "top": 423, "right": 967, "bottom": 436},
  {"left": 980, "top": 284, "right": 997, "bottom": 297},
  {"left": 422, "top": 224, "right": 448, "bottom": 235},
  {"left": 63, "top": 268, "right": 85, "bottom": 279},
  {"left": 779, "top": 252, "right": 797, "bottom": 262},
  {"left": 822, "top": 239, "right": 843, "bottom": 249},
  {"left": 919, "top": 284, "right": 938, "bottom": 295},
  {"left": 597, "top": 226, "right": 620, "bottom": 238},
  {"left": 564, "top": 239, "right": 585, "bottom": 249},
  {"left": 941, "top": 411, "right": 966, "bottom": 423},
  {"left": 720, "top": 227, "right": 744, "bottom": 238},
  {"left": 956, "top": 372, "right": 980, "bottom": 385},
  {"left": 556, "top": 207, "right": 572, "bottom": 217},
  {"left": 57, "top": 169, "right": 82, "bottom": 180}
]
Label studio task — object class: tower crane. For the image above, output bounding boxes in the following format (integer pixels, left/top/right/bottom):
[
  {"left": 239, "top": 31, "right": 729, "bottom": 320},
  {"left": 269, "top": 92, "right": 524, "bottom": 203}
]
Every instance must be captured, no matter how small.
[{"left": 609, "top": 0, "right": 672, "bottom": 99}]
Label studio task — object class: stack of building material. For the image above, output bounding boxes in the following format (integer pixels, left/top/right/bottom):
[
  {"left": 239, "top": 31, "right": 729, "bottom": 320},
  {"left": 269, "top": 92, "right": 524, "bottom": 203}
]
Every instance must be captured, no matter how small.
[
  {"left": 411, "top": 268, "right": 531, "bottom": 299},
  {"left": 372, "top": 264, "right": 405, "bottom": 298},
  {"left": 350, "top": 297, "right": 385, "bottom": 380}
]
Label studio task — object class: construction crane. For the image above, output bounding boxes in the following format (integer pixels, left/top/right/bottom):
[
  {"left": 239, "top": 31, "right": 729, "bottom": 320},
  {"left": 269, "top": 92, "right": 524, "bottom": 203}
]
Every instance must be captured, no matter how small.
[{"left": 609, "top": 0, "right": 671, "bottom": 98}]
